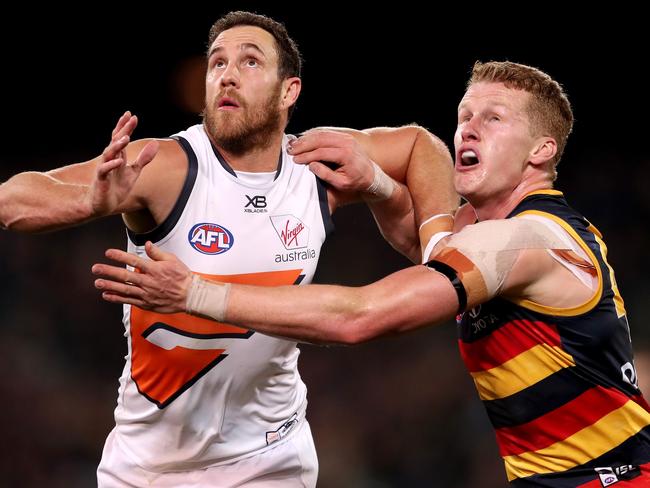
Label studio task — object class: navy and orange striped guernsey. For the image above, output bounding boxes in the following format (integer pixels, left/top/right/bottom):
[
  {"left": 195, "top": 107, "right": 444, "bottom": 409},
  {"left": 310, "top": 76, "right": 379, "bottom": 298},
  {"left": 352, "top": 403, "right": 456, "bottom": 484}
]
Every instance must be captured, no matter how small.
[{"left": 458, "top": 190, "right": 650, "bottom": 487}]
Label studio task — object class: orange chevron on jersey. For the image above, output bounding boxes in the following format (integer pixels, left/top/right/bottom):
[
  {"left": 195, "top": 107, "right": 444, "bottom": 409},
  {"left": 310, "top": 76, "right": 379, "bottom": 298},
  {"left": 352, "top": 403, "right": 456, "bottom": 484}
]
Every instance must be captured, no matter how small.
[{"left": 130, "top": 268, "right": 304, "bottom": 408}]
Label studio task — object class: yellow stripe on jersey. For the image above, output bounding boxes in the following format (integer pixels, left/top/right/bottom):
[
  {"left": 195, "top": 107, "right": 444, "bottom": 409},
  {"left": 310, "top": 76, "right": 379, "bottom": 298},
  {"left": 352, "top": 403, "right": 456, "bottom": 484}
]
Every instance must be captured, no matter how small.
[
  {"left": 471, "top": 344, "right": 575, "bottom": 401},
  {"left": 503, "top": 399, "right": 650, "bottom": 481},
  {"left": 589, "top": 227, "right": 627, "bottom": 318},
  {"left": 510, "top": 210, "right": 603, "bottom": 317},
  {"left": 526, "top": 189, "right": 565, "bottom": 197}
]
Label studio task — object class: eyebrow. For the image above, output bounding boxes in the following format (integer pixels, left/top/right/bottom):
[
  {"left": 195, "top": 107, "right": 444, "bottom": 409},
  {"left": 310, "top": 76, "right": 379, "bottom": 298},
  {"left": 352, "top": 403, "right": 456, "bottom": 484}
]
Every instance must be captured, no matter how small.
[
  {"left": 457, "top": 101, "right": 509, "bottom": 113},
  {"left": 208, "top": 42, "right": 267, "bottom": 60}
]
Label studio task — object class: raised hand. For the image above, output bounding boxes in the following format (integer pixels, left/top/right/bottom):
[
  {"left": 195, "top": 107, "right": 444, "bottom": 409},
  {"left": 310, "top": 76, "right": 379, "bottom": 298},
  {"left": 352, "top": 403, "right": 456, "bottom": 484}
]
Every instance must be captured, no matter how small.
[{"left": 88, "top": 111, "right": 159, "bottom": 216}]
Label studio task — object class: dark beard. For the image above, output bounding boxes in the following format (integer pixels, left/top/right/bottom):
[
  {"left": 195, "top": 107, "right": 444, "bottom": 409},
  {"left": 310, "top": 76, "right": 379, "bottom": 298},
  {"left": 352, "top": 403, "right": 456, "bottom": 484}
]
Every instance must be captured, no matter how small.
[{"left": 203, "top": 83, "right": 283, "bottom": 157}]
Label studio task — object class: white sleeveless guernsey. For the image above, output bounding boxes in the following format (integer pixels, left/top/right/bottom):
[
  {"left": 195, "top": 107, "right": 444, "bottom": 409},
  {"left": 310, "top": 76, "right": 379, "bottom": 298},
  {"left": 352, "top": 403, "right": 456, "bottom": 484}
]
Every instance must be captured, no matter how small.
[{"left": 111, "top": 124, "right": 332, "bottom": 472}]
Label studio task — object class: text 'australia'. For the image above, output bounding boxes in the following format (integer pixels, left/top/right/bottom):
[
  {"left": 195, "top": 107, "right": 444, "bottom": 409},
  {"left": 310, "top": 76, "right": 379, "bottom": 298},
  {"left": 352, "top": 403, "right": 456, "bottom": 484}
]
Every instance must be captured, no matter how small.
[{"left": 275, "top": 249, "right": 317, "bottom": 262}]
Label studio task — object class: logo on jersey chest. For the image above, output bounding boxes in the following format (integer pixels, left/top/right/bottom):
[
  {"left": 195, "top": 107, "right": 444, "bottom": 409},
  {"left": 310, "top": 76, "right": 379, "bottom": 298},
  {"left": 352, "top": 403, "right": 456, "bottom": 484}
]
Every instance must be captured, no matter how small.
[
  {"left": 270, "top": 215, "right": 317, "bottom": 262},
  {"left": 244, "top": 194, "right": 268, "bottom": 213},
  {"left": 270, "top": 215, "right": 309, "bottom": 249},
  {"left": 188, "top": 223, "right": 234, "bottom": 255},
  {"left": 460, "top": 305, "right": 501, "bottom": 337}
]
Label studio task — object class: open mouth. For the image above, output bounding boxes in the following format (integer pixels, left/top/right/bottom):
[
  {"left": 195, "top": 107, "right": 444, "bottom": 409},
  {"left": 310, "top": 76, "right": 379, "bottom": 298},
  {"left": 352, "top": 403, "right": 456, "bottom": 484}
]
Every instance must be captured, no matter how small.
[{"left": 459, "top": 150, "right": 480, "bottom": 167}]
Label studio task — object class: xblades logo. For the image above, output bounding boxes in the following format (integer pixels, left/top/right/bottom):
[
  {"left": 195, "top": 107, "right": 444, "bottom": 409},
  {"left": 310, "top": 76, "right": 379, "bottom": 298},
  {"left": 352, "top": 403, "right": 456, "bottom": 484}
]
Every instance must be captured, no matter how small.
[{"left": 245, "top": 195, "right": 268, "bottom": 213}]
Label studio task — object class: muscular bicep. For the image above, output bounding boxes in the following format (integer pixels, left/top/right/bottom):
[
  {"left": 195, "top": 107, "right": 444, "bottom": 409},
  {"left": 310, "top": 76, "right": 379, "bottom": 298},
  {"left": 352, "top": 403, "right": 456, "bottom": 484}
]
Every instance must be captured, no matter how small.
[
  {"left": 429, "top": 218, "right": 575, "bottom": 310},
  {"left": 354, "top": 264, "right": 461, "bottom": 341}
]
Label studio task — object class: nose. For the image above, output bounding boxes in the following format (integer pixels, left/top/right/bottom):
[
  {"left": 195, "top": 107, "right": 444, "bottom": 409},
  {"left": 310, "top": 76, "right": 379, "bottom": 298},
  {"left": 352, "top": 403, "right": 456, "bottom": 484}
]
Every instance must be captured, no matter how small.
[
  {"left": 220, "top": 62, "right": 240, "bottom": 89},
  {"left": 460, "top": 117, "right": 480, "bottom": 142}
]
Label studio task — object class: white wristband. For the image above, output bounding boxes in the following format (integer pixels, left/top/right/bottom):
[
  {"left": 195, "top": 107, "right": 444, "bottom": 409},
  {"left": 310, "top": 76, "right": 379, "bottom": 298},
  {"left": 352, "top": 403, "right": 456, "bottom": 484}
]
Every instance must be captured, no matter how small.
[
  {"left": 186, "top": 275, "right": 231, "bottom": 322},
  {"left": 363, "top": 161, "right": 395, "bottom": 202}
]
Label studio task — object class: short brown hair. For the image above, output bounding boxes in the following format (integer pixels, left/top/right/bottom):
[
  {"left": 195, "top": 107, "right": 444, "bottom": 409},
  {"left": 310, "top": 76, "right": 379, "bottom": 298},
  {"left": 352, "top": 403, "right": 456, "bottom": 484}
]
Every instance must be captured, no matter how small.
[
  {"left": 469, "top": 61, "right": 574, "bottom": 168},
  {"left": 208, "top": 11, "right": 302, "bottom": 81}
]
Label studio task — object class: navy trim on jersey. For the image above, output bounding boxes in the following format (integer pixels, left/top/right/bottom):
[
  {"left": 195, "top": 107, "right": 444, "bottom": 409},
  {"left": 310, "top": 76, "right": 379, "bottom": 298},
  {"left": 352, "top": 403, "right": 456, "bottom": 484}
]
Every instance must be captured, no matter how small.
[
  {"left": 316, "top": 177, "right": 334, "bottom": 236},
  {"left": 274, "top": 151, "right": 283, "bottom": 180},
  {"left": 210, "top": 141, "right": 283, "bottom": 180},
  {"left": 210, "top": 142, "right": 237, "bottom": 177},
  {"left": 127, "top": 136, "right": 198, "bottom": 246}
]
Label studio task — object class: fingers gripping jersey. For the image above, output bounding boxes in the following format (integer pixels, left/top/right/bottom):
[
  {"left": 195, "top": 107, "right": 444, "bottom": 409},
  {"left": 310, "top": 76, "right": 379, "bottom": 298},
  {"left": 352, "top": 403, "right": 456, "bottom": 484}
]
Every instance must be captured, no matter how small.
[{"left": 113, "top": 125, "right": 332, "bottom": 472}]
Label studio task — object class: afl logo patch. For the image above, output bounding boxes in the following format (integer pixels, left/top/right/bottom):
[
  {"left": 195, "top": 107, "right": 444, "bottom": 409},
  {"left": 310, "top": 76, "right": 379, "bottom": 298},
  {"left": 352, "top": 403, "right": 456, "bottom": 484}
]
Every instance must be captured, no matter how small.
[{"left": 188, "top": 223, "right": 234, "bottom": 255}]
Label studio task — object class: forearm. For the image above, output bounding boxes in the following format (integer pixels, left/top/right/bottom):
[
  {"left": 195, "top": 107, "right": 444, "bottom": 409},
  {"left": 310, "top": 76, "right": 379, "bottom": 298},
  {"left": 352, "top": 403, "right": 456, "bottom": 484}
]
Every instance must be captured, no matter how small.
[
  {"left": 0, "top": 172, "right": 94, "bottom": 232},
  {"left": 189, "top": 266, "right": 457, "bottom": 345},
  {"left": 366, "top": 180, "right": 419, "bottom": 262},
  {"left": 94, "top": 245, "right": 459, "bottom": 344},
  {"left": 225, "top": 282, "right": 369, "bottom": 345},
  {"left": 406, "top": 128, "right": 459, "bottom": 226},
  {"left": 364, "top": 127, "right": 458, "bottom": 262}
]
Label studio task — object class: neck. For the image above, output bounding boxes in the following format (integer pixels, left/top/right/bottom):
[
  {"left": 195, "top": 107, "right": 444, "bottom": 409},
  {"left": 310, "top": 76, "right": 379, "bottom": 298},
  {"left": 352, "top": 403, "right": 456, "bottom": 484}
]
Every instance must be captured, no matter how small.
[
  {"left": 471, "top": 180, "right": 553, "bottom": 221},
  {"left": 211, "top": 132, "right": 285, "bottom": 173}
]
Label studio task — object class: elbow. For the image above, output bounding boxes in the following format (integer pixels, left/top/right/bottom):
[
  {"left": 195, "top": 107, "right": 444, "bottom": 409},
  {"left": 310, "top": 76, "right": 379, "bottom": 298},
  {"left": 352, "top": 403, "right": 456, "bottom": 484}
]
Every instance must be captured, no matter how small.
[
  {"left": 0, "top": 216, "right": 38, "bottom": 233},
  {"left": 0, "top": 201, "right": 34, "bottom": 233},
  {"left": 0, "top": 207, "right": 45, "bottom": 234},
  {"left": 0, "top": 182, "right": 26, "bottom": 232},
  {"left": 0, "top": 187, "right": 15, "bottom": 231},
  {"left": 417, "top": 127, "right": 453, "bottom": 163}
]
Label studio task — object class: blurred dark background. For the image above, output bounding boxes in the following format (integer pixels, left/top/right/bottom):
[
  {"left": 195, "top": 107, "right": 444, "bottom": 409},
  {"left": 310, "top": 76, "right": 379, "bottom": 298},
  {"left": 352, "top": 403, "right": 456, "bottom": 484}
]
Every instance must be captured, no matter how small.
[{"left": 0, "top": 5, "right": 648, "bottom": 487}]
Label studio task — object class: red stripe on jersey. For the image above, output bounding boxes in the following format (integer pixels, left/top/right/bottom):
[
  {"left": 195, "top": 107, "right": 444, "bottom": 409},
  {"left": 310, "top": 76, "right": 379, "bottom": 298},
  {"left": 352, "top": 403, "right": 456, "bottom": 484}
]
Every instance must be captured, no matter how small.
[
  {"left": 496, "top": 386, "right": 629, "bottom": 456},
  {"left": 459, "top": 319, "right": 562, "bottom": 373}
]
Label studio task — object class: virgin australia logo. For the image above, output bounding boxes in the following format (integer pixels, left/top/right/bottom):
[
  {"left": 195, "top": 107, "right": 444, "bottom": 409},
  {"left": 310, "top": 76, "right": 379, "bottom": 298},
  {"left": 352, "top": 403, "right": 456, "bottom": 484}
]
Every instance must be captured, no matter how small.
[{"left": 270, "top": 215, "right": 309, "bottom": 250}]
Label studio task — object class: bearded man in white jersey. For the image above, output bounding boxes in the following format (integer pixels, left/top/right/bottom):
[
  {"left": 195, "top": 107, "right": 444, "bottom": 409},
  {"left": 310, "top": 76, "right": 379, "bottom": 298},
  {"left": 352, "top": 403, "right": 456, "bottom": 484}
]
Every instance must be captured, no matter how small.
[{"left": 0, "top": 10, "right": 456, "bottom": 488}]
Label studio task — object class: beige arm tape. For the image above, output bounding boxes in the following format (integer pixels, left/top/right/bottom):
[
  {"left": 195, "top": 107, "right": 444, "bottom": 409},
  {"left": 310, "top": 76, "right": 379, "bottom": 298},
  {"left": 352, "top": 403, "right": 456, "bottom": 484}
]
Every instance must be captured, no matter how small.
[
  {"left": 362, "top": 161, "right": 396, "bottom": 202},
  {"left": 435, "top": 218, "right": 572, "bottom": 302},
  {"left": 185, "top": 275, "right": 232, "bottom": 322}
]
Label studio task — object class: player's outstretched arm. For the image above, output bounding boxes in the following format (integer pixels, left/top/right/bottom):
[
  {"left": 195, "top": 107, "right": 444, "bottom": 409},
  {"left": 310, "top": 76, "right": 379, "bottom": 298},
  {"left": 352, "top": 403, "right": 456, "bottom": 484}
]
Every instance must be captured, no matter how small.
[
  {"left": 92, "top": 241, "right": 460, "bottom": 345},
  {"left": 0, "top": 111, "right": 158, "bottom": 233}
]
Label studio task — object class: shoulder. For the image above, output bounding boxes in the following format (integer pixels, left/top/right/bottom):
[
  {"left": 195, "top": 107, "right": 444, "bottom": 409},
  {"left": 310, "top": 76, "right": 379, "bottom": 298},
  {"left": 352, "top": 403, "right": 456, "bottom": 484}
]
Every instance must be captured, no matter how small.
[
  {"left": 125, "top": 138, "right": 188, "bottom": 179},
  {"left": 447, "top": 216, "right": 569, "bottom": 253},
  {"left": 127, "top": 138, "right": 189, "bottom": 206}
]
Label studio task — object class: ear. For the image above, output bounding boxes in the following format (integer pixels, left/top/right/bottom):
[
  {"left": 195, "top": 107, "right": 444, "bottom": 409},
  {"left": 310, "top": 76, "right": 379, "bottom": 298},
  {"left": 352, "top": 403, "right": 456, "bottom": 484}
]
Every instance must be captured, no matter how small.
[
  {"left": 529, "top": 137, "right": 557, "bottom": 166},
  {"left": 280, "top": 77, "right": 301, "bottom": 111}
]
